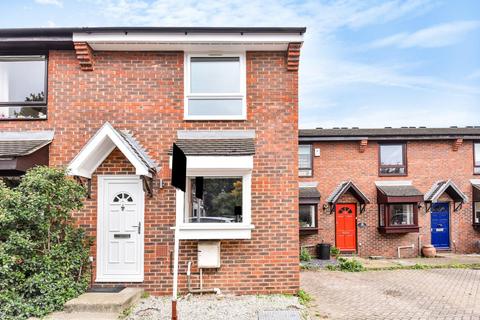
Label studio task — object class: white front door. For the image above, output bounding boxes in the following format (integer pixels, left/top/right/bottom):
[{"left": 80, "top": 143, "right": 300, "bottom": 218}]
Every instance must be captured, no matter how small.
[{"left": 97, "top": 175, "right": 144, "bottom": 282}]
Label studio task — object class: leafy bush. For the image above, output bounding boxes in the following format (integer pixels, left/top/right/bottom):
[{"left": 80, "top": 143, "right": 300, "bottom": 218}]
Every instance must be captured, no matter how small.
[
  {"left": 296, "top": 289, "right": 312, "bottom": 305},
  {"left": 336, "top": 257, "right": 365, "bottom": 272},
  {"left": 330, "top": 246, "right": 340, "bottom": 257},
  {"left": 300, "top": 248, "right": 312, "bottom": 262},
  {"left": 0, "top": 167, "right": 91, "bottom": 320}
]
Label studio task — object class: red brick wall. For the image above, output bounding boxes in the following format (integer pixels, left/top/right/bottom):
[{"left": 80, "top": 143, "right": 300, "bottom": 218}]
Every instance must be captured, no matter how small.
[
  {"left": 0, "top": 50, "right": 299, "bottom": 295},
  {"left": 300, "top": 140, "right": 480, "bottom": 258}
]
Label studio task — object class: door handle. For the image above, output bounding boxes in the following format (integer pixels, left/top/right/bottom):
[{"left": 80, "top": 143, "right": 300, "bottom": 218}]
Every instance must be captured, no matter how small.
[{"left": 132, "top": 222, "right": 141, "bottom": 234}]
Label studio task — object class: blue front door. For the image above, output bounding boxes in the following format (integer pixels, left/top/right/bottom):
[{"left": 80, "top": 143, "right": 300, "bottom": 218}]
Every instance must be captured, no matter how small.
[{"left": 431, "top": 203, "right": 450, "bottom": 249}]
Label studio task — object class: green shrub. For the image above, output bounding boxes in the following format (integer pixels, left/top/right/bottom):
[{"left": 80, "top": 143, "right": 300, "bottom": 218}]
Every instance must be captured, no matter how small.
[
  {"left": 0, "top": 167, "right": 91, "bottom": 320},
  {"left": 330, "top": 246, "right": 340, "bottom": 257},
  {"left": 336, "top": 257, "right": 365, "bottom": 272},
  {"left": 296, "top": 289, "right": 312, "bottom": 305},
  {"left": 300, "top": 248, "right": 312, "bottom": 262}
]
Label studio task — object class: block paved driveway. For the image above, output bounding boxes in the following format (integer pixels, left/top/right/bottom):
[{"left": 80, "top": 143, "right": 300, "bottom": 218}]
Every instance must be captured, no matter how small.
[{"left": 301, "top": 269, "right": 480, "bottom": 320}]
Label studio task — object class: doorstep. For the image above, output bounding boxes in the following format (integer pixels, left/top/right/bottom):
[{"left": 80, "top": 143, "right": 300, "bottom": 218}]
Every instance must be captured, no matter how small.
[{"left": 64, "top": 287, "right": 143, "bottom": 313}]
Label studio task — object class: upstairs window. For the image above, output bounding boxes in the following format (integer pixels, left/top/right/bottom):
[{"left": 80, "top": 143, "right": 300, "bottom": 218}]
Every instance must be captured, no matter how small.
[
  {"left": 299, "top": 145, "right": 312, "bottom": 177},
  {"left": 185, "top": 54, "right": 246, "bottom": 120},
  {"left": 0, "top": 56, "right": 47, "bottom": 120},
  {"left": 474, "top": 142, "right": 480, "bottom": 174},
  {"left": 379, "top": 143, "right": 407, "bottom": 176}
]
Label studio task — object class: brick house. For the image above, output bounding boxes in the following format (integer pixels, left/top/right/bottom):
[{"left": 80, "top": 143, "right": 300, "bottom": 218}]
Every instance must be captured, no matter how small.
[
  {"left": 0, "top": 27, "right": 305, "bottom": 295},
  {"left": 298, "top": 128, "right": 480, "bottom": 258}
]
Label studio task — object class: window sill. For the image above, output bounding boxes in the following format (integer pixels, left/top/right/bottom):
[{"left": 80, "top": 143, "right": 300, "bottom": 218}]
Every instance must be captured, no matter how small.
[
  {"left": 184, "top": 116, "right": 247, "bottom": 121},
  {"left": 172, "top": 224, "right": 255, "bottom": 240},
  {"left": 378, "top": 226, "right": 419, "bottom": 234},
  {"left": 378, "top": 173, "right": 408, "bottom": 177},
  {"left": 300, "top": 228, "right": 318, "bottom": 235}
]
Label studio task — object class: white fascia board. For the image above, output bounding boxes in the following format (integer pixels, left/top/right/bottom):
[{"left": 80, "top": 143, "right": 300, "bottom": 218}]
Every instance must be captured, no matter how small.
[
  {"left": 176, "top": 225, "right": 254, "bottom": 240},
  {"left": 67, "top": 122, "right": 151, "bottom": 178},
  {"left": 73, "top": 32, "right": 303, "bottom": 51},
  {"left": 470, "top": 179, "right": 480, "bottom": 185},
  {"left": 186, "top": 156, "right": 253, "bottom": 174}
]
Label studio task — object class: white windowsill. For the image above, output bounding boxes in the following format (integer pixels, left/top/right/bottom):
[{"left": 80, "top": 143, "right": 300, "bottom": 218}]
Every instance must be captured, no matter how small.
[{"left": 171, "top": 224, "right": 255, "bottom": 240}]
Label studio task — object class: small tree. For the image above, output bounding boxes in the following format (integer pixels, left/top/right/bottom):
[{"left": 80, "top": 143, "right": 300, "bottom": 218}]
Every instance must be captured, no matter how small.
[{"left": 0, "top": 167, "right": 91, "bottom": 320}]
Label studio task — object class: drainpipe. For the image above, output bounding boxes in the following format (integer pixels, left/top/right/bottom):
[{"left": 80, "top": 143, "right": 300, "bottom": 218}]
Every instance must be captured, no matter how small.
[
  {"left": 187, "top": 261, "right": 221, "bottom": 294},
  {"left": 171, "top": 189, "right": 183, "bottom": 320}
]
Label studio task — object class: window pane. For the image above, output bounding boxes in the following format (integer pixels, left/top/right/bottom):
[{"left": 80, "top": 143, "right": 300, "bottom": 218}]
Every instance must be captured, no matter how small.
[
  {"left": 298, "top": 145, "right": 311, "bottom": 169},
  {"left": 389, "top": 204, "right": 414, "bottom": 226},
  {"left": 0, "top": 57, "right": 46, "bottom": 103},
  {"left": 475, "top": 202, "right": 480, "bottom": 224},
  {"left": 475, "top": 143, "right": 480, "bottom": 166},
  {"left": 187, "top": 177, "right": 242, "bottom": 223},
  {"left": 300, "top": 205, "right": 315, "bottom": 228},
  {"left": 188, "top": 99, "right": 243, "bottom": 116},
  {"left": 190, "top": 57, "right": 240, "bottom": 94},
  {"left": 379, "top": 166, "right": 406, "bottom": 175},
  {"left": 379, "top": 204, "right": 385, "bottom": 227},
  {"left": 0, "top": 106, "right": 47, "bottom": 119},
  {"left": 380, "top": 144, "right": 404, "bottom": 165}
]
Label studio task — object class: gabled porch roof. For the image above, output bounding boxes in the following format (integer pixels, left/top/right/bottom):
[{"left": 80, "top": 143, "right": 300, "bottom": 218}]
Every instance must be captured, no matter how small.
[
  {"left": 425, "top": 180, "right": 468, "bottom": 204},
  {"left": 327, "top": 180, "right": 370, "bottom": 205},
  {"left": 68, "top": 122, "right": 157, "bottom": 179}
]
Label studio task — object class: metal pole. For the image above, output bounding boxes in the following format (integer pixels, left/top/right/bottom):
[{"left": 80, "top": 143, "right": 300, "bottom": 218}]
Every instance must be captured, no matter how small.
[{"left": 172, "top": 189, "right": 183, "bottom": 320}]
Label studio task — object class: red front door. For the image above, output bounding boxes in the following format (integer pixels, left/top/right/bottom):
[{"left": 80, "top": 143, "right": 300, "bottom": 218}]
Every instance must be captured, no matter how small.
[{"left": 335, "top": 204, "right": 357, "bottom": 251}]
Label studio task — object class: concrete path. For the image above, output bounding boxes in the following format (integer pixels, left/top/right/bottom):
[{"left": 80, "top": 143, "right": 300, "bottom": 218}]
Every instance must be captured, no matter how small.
[{"left": 302, "top": 268, "right": 480, "bottom": 319}]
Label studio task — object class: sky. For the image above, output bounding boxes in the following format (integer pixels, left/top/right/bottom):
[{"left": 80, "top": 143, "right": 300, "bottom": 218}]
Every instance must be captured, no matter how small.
[{"left": 0, "top": 0, "right": 479, "bottom": 129}]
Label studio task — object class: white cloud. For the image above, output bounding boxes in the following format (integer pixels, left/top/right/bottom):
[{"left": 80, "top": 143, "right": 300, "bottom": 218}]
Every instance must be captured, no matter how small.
[
  {"left": 468, "top": 69, "right": 480, "bottom": 80},
  {"left": 370, "top": 20, "right": 480, "bottom": 49},
  {"left": 34, "top": 0, "right": 63, "bottom": 7}
]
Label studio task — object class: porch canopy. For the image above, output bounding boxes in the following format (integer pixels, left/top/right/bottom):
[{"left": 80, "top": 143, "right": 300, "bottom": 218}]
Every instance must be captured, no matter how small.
[
  {"left": 327, "top": 180, "right": 369, "bottom": 213},
  {"left": 424, "top": 180, "right": 468, "bottom": 212},
  {"left": 0, "top": 131, "right": 53, "bottom": 176},
  {"left": 68, "top": 122, "right": 157, "bottom": 179},
  {"left": 299, "top": 185, "right": 321, "bottom": 204},
  {"left": 376, "top": 184, "right": 424, "bottom": 203}
]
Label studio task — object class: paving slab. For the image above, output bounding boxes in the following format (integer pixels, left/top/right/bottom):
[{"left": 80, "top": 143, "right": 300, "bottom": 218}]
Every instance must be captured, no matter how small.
[
  {"left": 302, "top": 268, "right": 480, "bottom": 319},
  {"left": 45, "top": 311, "right": 119, "bottom": 320},
  {"left": 258, "top": 310, "right": 301, "bottom": 320}
]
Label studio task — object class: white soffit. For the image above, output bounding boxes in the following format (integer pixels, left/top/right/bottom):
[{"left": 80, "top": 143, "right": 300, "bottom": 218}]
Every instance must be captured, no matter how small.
[
  {"left": 72, "top": 32, "right": 303, "bottom": 51},
  {"left": 68, "top": 122, "right": 154, "bottom": 178}
]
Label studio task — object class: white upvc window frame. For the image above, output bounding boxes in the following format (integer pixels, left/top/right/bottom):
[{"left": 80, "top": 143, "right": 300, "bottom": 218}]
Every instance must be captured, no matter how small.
[
  {"left": 184, "top": 52, "right": 247, "bottom": 121},
  {"left": 174, "top": 156, "right": 254, "bottom": 240}
]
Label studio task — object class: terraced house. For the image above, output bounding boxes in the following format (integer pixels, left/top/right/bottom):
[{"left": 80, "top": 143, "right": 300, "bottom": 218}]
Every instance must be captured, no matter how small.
[
  {"left": 299, "top": 127, "right": 480, "bottom": 258},
  {"left": 0, "top": 27, "right": 305, "bottom": 295}
]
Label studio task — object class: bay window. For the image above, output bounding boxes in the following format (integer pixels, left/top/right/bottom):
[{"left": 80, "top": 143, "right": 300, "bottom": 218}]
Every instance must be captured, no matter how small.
[
  {"left": 186, "top": 177, "right": 243, "bottom": 223},
  {"left": 378, "top": 203, "right": 419, "bottom": 233},
  {"left": 474, "top": 202, "right": 480, "bottom": 225},
  {"left": 379, "top": 143, "right": 407, "bottom": 176},
  {"left": 299, "top": 204, "right": 316, "bottom": 230},
  {"left": 0, "top": 55, "right": 47, "bottom": 120},
  {"left": 185, "top": 54, "right": 246, "bottom": 120}
]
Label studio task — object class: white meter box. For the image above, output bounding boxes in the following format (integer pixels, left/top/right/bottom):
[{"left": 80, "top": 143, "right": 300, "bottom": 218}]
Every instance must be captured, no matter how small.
[{"left": 198, "top": 241, "right": 221, "bottom": 268}]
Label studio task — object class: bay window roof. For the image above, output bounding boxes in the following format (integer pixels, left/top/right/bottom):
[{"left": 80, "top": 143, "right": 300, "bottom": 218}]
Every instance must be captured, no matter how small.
[
  {"left": 173, "top": 139, "right": 255, "bottom": 156},
  {"left": 0, "top": 131, "right": 53, "bottom": 175},
  {"left": 299, "top": 186, "right": 321, "bottom": 204},
  {"left": 376, "top": 184, "right": 423, "bottom": 203}
]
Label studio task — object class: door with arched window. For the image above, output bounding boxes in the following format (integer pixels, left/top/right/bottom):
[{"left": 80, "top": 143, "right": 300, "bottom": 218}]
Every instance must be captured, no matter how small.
[{"left": 335, "top": 204, "right": 357, "bottom": 251}]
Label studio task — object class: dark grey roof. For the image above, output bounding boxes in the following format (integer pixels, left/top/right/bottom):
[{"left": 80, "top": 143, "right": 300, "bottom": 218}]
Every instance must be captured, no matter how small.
[
  {"left": 299, "top": 187, "right": 321, "bottom": 199},
  {"left": 0, "top": 131, "right": 54, "bottom": 157},
  {"left": 377, "top": 185, "right": 423, "bottom": 197},
  {"left": 327, "top": 180, "right": 370, "bottom": 204},
  {"left": 425, "top": 180, "right": 468, "bottom": 203},
  {"left": 300, "top": 127, "right": 480, "bottom": 141},
  {"left": 0, "top": 27, "right": 306, "bottom": 37},
  {"left": 118, "top": 130, "right": 157, "bottom": 172},
  {"left": 173, "top": 139, "right": 255, "bottom": 156}
]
